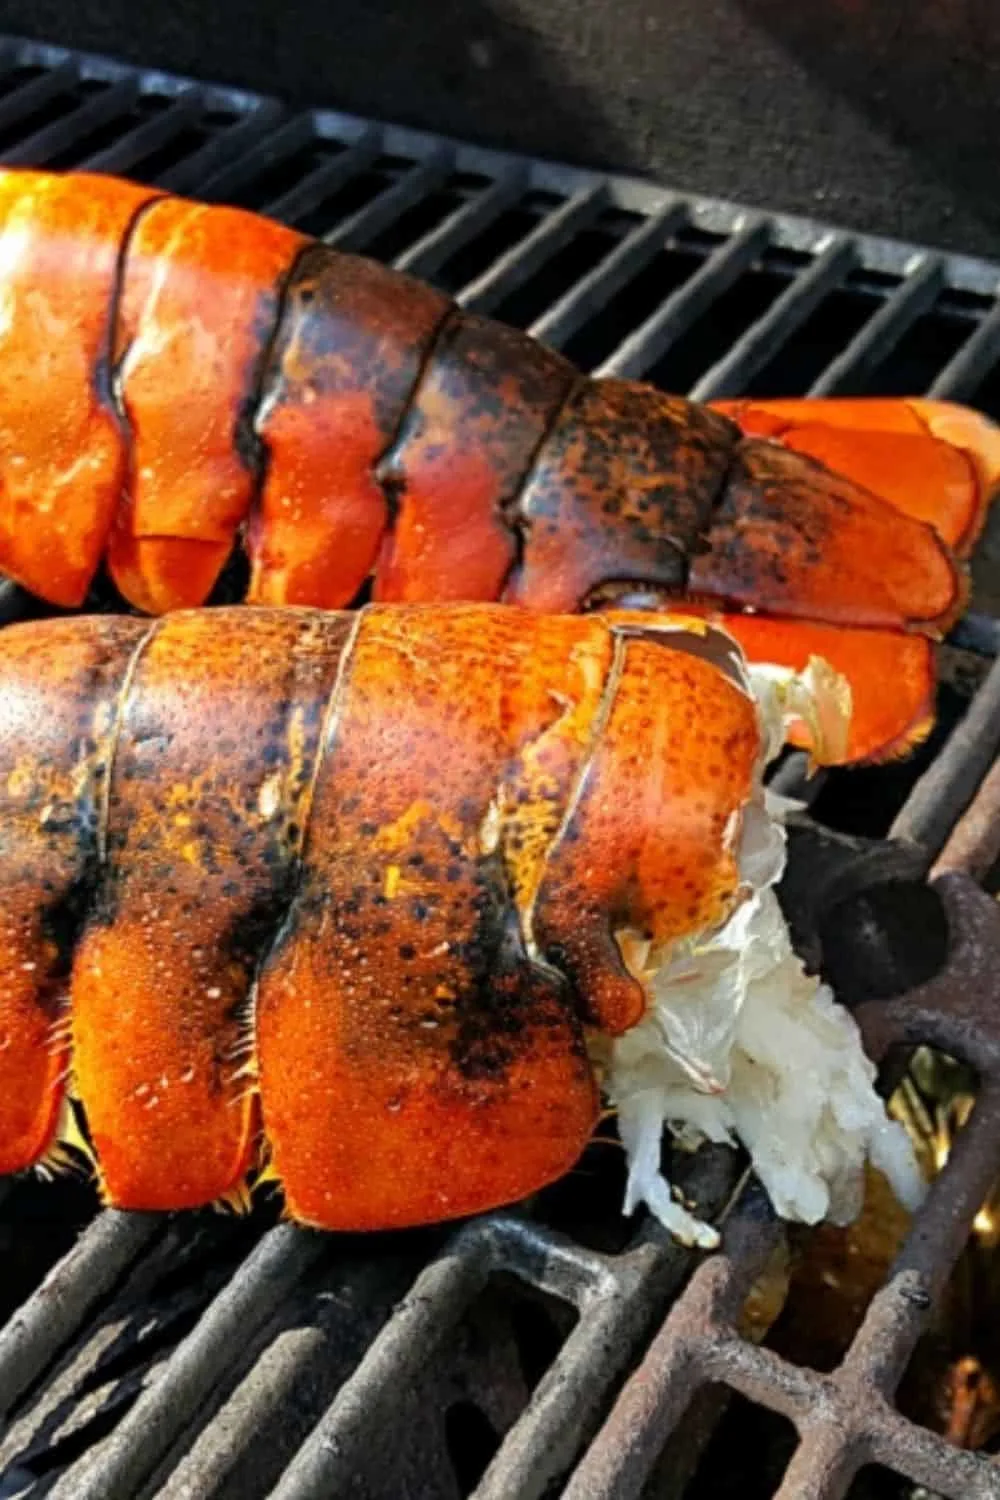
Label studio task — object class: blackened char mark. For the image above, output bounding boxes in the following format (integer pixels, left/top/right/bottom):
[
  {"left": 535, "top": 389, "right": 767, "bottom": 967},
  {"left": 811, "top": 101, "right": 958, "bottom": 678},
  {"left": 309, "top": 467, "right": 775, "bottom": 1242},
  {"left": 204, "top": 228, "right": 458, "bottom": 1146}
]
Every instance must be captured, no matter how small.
[
  {"left": 445, "top": 850, "right": 586, "bottom": 1085},
  {"left": 507, "top": 378, "right": 741, "bottom": 612}
]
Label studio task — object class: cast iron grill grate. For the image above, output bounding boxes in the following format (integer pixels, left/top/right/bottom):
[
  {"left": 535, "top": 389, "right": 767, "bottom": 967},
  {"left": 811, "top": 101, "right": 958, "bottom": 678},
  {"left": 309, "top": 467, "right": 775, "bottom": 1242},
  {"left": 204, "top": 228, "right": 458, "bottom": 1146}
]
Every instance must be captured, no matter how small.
[{"left": 0, "top": 31, "right": 999, "bottom": 1500}]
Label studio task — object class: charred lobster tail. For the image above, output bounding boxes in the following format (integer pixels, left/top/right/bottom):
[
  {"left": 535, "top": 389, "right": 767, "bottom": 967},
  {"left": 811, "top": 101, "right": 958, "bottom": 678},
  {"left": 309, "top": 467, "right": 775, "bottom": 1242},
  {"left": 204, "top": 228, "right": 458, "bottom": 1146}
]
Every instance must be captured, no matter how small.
[
  {"left": 0, "top": 167, "right": 996, "bottom": 766},
  {"left": 0, "top": 602, "right": 920, "bottom": 1238}
]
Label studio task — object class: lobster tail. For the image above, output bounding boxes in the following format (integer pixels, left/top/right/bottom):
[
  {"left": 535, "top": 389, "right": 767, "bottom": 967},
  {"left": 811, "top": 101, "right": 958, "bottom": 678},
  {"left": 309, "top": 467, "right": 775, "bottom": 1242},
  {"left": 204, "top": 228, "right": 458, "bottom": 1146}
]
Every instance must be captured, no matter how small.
[
  {"left": 0, "top": 604, "right": 761, "bottom": 1228},
  {"left": 0, "top": 168, "right": 993, "bottom": 764}
]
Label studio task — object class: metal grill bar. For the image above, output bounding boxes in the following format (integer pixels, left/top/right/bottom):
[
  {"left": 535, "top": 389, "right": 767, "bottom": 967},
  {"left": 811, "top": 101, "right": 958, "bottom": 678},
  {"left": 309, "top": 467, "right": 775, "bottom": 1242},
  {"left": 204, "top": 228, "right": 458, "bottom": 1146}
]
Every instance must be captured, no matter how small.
[
  {"left": 80, "top": 94, "right": 203, "bottom": 177},
  {"left": 595, "top": 217, "right": 772, "bottom": 380},
  {"left": 891, "top": 653, "right": 1000, "bottom": 859},
  {"left": 688, "top": 235, "right": 858, "bottom": 401},
  {"left": 930, "top": 301, "right": 1000, "bottom": 400},
  {"left": 154, "top": 98, "right": 286, "bottom": 197},
  {"left": 566, "top": 884, "right": 1000, "bottom": 1499},
  {"left": 0, "top": 58, "right": 78, "bottom": 134},
  {"left": 324, "top": 149, "right": 453, "bottom": 252},
  {"left": 395, "top": 170, "right": 527, "bottom": 280},
  {"left": 60, "top": 1226, "right": 326, "bottom": 1500},
  {"left": 0, "top": 1211, "right": 159, "bottom": 1416},
  {"left": 0, "top": 30, "right": 998, "bottom": 1500},
  {"left": 807, "top": 254, "right": 946, "bottom": 396},
  {"left": 264, "top": 131, "right": 383, "bottom": 226},
  {"left": 457, "top": 183, "right": 608, "bottom": 314},
  {"left": 528, "top": 200, "right": 687, "bottom": 349},
  {"left": 0, "top": 74, "right": 138, "bottom": 166}
]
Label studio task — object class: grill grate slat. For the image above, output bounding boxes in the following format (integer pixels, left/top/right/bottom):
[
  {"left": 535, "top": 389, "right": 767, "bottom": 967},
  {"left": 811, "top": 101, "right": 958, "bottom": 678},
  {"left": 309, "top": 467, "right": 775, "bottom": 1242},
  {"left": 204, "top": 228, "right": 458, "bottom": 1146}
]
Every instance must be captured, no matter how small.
[
  {"left": 0, "top": 75, "right": 139, "bottom": 167},
  {"left": 0, "top": 59, "right": 78, "bottom": 136},
  {"left": 594, "top": 217, "right": 772, "bottom": 381},
  {"left": 323, "top": 148, "right": 454, "bottom": 253},
  {"left": 0, "top": 1212, "right": 160, "bottom": 1419},
  {"left": 929, "top": 299, "right": 1000, "bottom": 401},
  {"left": 527, "top": 200, "right": 687, "bottom": 351},
  {"left": 79, "top": 94, "right": 205, "bottom": 179},
  {"left": 394, "top": 170, "right": 527, "bottom": 280},
  {"left": 689, "top": 236, "right": 859, "bottom": 401},
  {"left": 58, "top": 1226, "right": 326, "bottom": 1500},
  {"left": 261, "top": 130, "right": 383, "bottom": 227},
  {"left": 807, "top": 255, "right": 947, "bottom": 397},
  {"left": 456, "top": 183, "right": 608, "bottom": 316},
  {"left": 0, "top": 29, "right": 999, "bottom": 1500}
]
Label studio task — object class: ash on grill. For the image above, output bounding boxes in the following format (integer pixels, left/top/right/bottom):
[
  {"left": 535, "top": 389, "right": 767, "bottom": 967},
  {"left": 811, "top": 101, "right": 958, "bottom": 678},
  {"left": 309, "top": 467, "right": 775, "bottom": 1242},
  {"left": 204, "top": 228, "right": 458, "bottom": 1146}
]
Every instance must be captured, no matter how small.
[{"left": 1, "top": 32, "right": 1000, "bottom": 1500}]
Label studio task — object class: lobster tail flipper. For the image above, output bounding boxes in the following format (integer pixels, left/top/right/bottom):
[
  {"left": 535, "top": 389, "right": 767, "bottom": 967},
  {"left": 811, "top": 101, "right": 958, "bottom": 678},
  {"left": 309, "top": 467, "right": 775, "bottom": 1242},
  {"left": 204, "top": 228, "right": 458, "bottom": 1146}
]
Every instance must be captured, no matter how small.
[
  {"left": 714, "top": 396, "right": 1000, "bottom": 557},
  {"left": 689, "top": 437, "right": 967, "bottom": 635}
]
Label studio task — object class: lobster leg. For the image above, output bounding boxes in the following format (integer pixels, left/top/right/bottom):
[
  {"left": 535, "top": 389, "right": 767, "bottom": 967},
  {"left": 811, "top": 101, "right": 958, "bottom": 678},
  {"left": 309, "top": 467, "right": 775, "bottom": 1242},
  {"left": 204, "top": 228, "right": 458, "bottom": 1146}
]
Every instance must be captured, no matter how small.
[
  {"left": 0, "top": 616, "right": 148, "bottom": 1175},
  {"left": 70, "top": 609, "right": 351, "bottom": 1210},
  {"left": 713, "top": 398, "right": 1000, "bottom": 556}
]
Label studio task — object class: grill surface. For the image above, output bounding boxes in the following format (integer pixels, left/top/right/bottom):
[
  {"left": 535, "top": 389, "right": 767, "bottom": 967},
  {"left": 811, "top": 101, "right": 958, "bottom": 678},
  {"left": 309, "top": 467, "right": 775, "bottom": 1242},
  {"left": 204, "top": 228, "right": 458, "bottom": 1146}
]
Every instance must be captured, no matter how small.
[{"left": 1, "top": 31, "right": 1000, "bottom": 1500}]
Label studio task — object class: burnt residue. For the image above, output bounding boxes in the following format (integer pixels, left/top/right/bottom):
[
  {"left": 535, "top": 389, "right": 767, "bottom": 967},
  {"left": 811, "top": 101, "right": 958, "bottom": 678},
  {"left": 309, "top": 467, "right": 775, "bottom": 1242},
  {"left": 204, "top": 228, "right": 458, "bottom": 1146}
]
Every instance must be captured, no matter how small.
[
  {"left": 446, "top": 853, "right": 585, "bottom": 1085},
  {"left": 509, "top": 380, "right": 739, "bottom": 610}
]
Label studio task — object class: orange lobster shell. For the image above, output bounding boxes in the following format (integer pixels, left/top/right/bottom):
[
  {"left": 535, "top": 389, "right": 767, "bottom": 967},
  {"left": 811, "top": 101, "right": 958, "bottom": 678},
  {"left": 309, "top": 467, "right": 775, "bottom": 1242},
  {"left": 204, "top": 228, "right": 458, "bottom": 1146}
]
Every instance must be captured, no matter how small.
[
  {"left": 0, "top": 603, "right": 768, "bottom": 1230},
  {"left": 0, "top": 168, "right": 996, "bottom": 765}
]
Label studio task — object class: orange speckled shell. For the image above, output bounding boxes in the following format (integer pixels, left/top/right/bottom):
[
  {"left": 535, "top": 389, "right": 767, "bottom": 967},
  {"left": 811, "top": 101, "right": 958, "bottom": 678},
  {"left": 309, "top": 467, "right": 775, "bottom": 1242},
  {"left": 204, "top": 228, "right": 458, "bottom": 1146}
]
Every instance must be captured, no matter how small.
[
  {"left": 0, "top": 604, "right": 761, "bottom": 1230},
  {"left": 106, "top": 196, "right": 307, "bottom": 613},
  {"left": 0, "top": 614, "right": 149, "bottom": 1173},
  {"left": 0, "top": 170, "right": 159, "bottom": 606}
]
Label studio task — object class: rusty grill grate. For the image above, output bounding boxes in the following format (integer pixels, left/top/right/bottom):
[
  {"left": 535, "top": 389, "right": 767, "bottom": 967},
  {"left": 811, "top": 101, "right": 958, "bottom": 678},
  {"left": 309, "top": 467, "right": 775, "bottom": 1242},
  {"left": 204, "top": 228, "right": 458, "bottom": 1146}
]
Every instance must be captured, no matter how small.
[{"left": 1, "top": 30, "right": 1000, "bottom": 1500}]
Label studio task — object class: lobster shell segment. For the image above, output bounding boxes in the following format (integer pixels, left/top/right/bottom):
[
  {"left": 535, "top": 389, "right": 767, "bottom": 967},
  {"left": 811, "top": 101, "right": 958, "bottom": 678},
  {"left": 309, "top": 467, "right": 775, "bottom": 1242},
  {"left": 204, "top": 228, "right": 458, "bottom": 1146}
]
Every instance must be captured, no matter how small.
[
  {"left": 0, "top": 170, "right": 159, "bottom": 607},
  {"left": 506, "top": 380, "right": 739, "bottom": 612},
  {"left": 373, "top": 310, "right": 576, "bottom": 604},
  {"left": 107, "top": 196, "right": 308, "bottom": 614},
  {"left": 0, "top": 615, "right": 149, "bottom": 1175},
  {"left": 0, "top": 604, "right": 763, "bottom": 1230},
  {"left": 70, "top": 609, "right": 353, "bottom": 1210},
  {"left": 249, "top": 244, "right": 450, "bottom": 609}
]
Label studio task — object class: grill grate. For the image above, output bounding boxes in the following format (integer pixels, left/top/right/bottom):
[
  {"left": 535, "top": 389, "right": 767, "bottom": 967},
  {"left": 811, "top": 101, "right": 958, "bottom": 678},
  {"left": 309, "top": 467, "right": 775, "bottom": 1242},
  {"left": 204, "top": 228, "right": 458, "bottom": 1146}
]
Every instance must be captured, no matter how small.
[{"left": 0, "top": 30, "right": 999, "bottom": 1500}]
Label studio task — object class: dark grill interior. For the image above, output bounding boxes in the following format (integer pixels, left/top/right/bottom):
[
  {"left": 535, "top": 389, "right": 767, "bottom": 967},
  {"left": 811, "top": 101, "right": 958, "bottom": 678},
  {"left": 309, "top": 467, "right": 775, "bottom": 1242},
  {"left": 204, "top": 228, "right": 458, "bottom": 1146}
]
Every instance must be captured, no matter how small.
[{"left": 1, "top": 31, "right": 1000, "bottom": 1500}]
